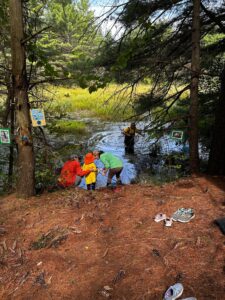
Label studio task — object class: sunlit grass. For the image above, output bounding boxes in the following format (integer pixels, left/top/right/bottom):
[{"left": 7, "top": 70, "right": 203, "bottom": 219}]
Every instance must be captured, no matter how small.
[
  {"left": 47, "top": 120, "right": 86, "bottom": 135},
  {"left": 40, "top": 83, "right": 189, "bottom": 125},
  {"left": 44, "top": 84, "right": 150, "bottom": 121}
]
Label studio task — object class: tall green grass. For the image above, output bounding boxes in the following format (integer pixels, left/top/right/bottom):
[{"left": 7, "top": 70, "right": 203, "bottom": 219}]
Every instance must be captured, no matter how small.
[
  {"left": 48, "top": 120, "right": 87, "bottom": 135},
  {"left": 44, "top": 84, "right": 149, "bottom": 121}
]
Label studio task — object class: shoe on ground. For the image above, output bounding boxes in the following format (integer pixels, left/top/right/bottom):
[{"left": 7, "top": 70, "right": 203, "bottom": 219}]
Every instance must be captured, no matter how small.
[
  {"left": 176, "top": 213, "right": 195, "bottom": 223},
  {"left": 164, "top": 283, "right": 184, "bottom": 300},
  {"left": 172, "top": 208, "right": 195, "bottom": 223},
  {"left": 164, "top": 218, "right": 173, "bottom": 227},
  {"left": 154, "top": 213, "right": 167, "bottom": 222}
]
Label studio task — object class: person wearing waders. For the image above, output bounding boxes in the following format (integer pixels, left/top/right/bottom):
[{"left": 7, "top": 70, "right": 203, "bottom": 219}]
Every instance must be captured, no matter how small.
[{"left": 122, "top": 122, "right": 143, "bottom": 154}]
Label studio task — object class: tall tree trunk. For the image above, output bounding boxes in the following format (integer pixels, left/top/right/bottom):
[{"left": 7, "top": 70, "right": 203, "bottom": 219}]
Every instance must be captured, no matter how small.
[
  {"left": 1, "top": 70, "right": 15, "bottom": 188},
  {"left": 8, "top": 83, "right": 15, "bottom": 187},
  {"left": 2, "top": 80, "right": 15, "bottom": 189},
  {"left": 9, "top": 0, "right": 35, "bottom": 197},
  {"left": 189, "top": 0, "right": 201, "bottom": 173},
  {"left": 208, "top": 66, "right": 225, "bottom": 175}
]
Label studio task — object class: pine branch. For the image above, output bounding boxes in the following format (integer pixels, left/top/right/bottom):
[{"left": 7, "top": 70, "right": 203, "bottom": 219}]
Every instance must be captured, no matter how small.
[
  {"left": 201, "top": 3, "right": 225, "bottom": 33},
  {"left": 21, "top": 26, "right": 51, "bottom": 44}
]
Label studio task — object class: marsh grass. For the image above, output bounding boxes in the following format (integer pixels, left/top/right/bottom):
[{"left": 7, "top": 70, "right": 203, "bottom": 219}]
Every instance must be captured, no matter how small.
[
  {"left": 44, "top": 84, "right": 150, "bottom": 121},
  {"left": 38, "top": 83, "right": 188, "bottom": 137},
  {"left": 47, "top": 120, "right": 86, "bottom": 135}
]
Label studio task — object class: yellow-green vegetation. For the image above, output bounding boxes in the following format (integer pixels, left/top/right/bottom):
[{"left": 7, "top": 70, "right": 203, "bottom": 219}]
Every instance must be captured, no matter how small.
[
  {"left": 169, "top": 85, "right": 189, "bottom": 98},
  {"left": 45, "top": 84, "right": 150, "bottom": 121},
  {"left": 140, "top": 84, "right": 189, "bottom": 123},
  {"left": 203, "top": 33, "right": 225, "bottom": 46},
  {"left": 0, "top": 92, "right": 7, "bottom": 122},
  {"left": 48, "top": 120, "right": 86, "bottom": 135}
]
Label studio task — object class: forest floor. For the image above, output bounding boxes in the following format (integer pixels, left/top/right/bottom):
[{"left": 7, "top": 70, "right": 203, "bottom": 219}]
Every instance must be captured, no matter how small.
[{"left": 0, "top": 175, "right": 225, "bottom": 300}]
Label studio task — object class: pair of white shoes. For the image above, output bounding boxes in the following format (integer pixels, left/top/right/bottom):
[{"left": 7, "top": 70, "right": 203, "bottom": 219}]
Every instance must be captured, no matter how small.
[
  {"left": 164, "top": 283, "right": 197, "bottom": 300},
  {"left": 154, "top": 213, "right": 173, "bottom": 227}
]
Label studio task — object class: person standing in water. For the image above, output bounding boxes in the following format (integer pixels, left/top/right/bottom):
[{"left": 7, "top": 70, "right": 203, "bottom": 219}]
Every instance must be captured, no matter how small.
[{"left": 122, "top": 122, "right": 143, "bottom": 154}]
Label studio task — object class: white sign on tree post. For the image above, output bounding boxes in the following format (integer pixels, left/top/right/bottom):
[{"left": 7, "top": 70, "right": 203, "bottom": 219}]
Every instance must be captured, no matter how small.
[{"left": 30, "top": 109, "right": 46, "bottom": 127}]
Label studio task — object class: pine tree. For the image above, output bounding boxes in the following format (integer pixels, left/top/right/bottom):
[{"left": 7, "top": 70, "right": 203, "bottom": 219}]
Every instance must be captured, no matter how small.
[
  {"left": 9, "top": 0, "right": 35, "bottom": 197},
  {"left": 28, "top": 0, "right": 101, "bottom": 82},
  {"left": 95, "top": 0, "right": 225, "bottom": 174}
]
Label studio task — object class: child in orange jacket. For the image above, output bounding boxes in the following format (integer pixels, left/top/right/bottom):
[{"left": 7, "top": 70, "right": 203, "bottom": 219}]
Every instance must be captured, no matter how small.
[{"left": 58, "top": 155, "right": 90, "bottom": 188}]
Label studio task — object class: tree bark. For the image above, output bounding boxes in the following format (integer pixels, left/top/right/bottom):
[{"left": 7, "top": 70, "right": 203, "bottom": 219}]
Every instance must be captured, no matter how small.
[
  {"left": 208, "top": 66, "right": 225, "bottom": 175},
  {"left": 189, "top": 0, "right": 200, "bottom": 173},
  {"left": 9, "top": 0, "right": 35, "bottom": 197},
  {"left": 8, "top": 84, "right": 15, "bottom": 187}
]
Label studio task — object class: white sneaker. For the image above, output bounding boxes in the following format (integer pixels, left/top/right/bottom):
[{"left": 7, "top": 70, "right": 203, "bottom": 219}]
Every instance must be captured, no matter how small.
[
  {"left": 164, "top": 218, "right": 173, "bottom": 227},
  {"left": 164, "top": 283, "right": 184, "bottom": 300},
  {"left": 154, "top": 213, "right": 167, "bottom": 222},
  {"left": 181, "top": 298, "right": 197, "bottom": 300},
  {"left": 172, "top": 208, "right": 195, "bottom": 223}
]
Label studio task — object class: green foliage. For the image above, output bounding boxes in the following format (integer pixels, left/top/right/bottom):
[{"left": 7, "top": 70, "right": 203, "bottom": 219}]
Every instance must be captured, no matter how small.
[
  {"left": 94, "top": 0, "right": 225, "bottom": 160},
  {"left": 47, "top": 120, "right": 87, "bottom": 135},
  {"left": 57, "top": 144, "right": 84, "bottom": 159},
  {"left": 44, "top": 84, "right": 149, "bottom": 121},
  {"left": 203, "top": 33, "right": 225, "bottom": 47},
  {"left": 29, "top": 0, "right": 102, "bottom": 81},
  {"left": 35, "top": 150, "right": 58, "bottom": 186},
  {"left": 0, "top": 169, "right": 8, "bottom": 194},
  {"left": 45, "top": 100, "right": 72, "bottom": 119}
]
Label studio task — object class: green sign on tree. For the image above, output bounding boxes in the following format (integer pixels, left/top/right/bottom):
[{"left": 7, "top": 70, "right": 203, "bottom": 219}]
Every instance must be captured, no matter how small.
[
  {"left": 171, "top": 130, "right": 184, "bottom": 141},
  {"left": 0, "top": 128, "right": 11, "bottom": 145}
]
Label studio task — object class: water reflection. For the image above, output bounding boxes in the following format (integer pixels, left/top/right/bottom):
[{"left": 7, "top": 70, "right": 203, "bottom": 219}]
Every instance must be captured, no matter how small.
[
  {"left": 79, "top": 121, "right": 187, "bottom": 189},
  {"left": 80, "top": 122, "right": 137, "bottom": 188}
]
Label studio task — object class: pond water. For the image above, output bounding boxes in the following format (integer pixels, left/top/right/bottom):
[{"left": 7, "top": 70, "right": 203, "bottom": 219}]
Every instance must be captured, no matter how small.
[
  {"left": 77, "top": 119, "right": 188, "bottom": 189},
  {"left": 0, "top": 117, "right": 188, "bottom": 192}
]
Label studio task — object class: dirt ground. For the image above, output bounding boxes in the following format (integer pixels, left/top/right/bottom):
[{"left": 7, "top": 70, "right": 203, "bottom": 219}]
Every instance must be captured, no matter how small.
[{"left": 0, "top": 175, "right": 225, "bottom": 300}]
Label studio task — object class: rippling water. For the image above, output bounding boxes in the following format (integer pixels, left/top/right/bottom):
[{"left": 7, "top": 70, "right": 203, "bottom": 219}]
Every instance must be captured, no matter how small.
[
  {"left": 0, "top": 118, "right": 187, "bottom": 191},
  {"left": 79, "top": 121, "right": 186, "bottom": 189}
]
